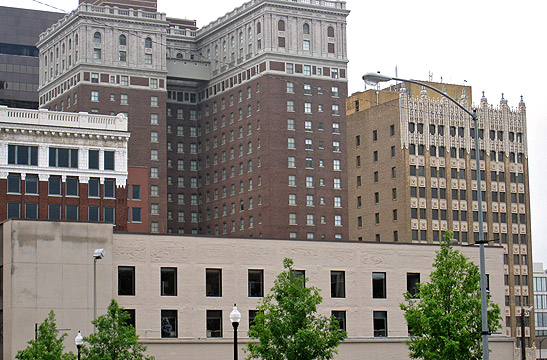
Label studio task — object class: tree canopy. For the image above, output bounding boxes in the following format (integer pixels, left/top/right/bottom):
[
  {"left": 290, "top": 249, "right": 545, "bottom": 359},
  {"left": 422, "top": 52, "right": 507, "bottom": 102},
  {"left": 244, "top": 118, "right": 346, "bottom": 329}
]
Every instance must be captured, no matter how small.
[
  {"left": 81, "top": 299, "right": 154, "bottom": 360},
  {"left": 15, "top": 310, "right": 76, "bottom": 360},
  {"left": 400, "top": 231, "right": 502, "bottom": 360},
  {"left": 246, "top": 258, "right": 346, "bottom": 360}
]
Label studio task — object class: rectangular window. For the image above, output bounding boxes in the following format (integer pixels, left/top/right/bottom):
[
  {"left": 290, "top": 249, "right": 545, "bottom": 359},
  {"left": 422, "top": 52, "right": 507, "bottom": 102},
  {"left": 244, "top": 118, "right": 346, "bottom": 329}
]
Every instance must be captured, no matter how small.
[
  {"left": 88, "top": 206, "right": 99, "bottom": 222},
  {"left": 332, "top": 310, "right": 346, "bottom": 331},
  {"left": 89, "top": 150, "right": 99, "bottom": 169},
  {"left": 131, "top": 208, "right": 141, "bottom": 222},
  {"left": 331, "top": 271, "right": 345, "bottom": 298},
  {"left": 7, "top": 202, "right": 20, "bottom": 219},
  {"left": 407, "top": 273, "right": 420, "bottom": 297},
  {"left": 25, "top": 203, "right": 38, "bottom": 219},
  {"left": 8, "top": 145, "right": 38, "bottom": 166},
  {"left": 104, "top": 151, "right": 115, "bottom": 170},
  {"left": 372, "top": 272, "right": 386, "bottom": 298},
  {"left": 161, "top": 267, "right": 177, "bottom": 296},
  {"left": 66, "top": 205, "right": 78, "bottom": 221},
  {"left": 373, "top": 311, "right": 388, "bottom": 337},
  {"left": 104, "top": 179, "right": 115, "bottom": 198},
  {"left": 7, "top": 173, "right": 21, "bottom": 193},
  {"left": 88, "top": 178, "right": 100, "bottom": 197},
  {"left": 118, "top": 266, "right": 135, "bottom": 295},
  {"left": 161, "top": 310, "right": 178, "bottom": 338},
  {"left": 248, "top": 269, "right": 264, "bottom": 297},
  {"left": 206, "top": 269, "right": 222, "bottom": 297},
  {"left": 206, "top": 310, "right": 223, "bottom": 338},
  {"left": 48, "top": 176, "right": 61, "bottom": 195},
  {"left": 50, "top": 148, "right": 78, "bottom": 168}
]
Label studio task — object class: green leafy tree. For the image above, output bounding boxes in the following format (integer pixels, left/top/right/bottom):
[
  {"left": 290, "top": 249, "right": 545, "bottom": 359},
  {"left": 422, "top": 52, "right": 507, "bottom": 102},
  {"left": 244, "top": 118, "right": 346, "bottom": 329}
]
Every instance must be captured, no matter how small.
[
  {"left": 246, "top": 258, "right": 346, "bottom": 360},
  {"left": 400, "top": 231, "right": 502, "bottom": 360},
  {"left": 16, "top": 310, "right": 76, "bottom": 360},
  {"left": 81, "top": 299, "right": 154, "bottom": 360}
]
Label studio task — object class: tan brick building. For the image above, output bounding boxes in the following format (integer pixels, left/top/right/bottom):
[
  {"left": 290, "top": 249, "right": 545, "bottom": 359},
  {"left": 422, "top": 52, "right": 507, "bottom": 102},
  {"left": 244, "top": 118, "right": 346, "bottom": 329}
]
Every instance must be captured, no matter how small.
[{"left": 347, "top": 81, "right": 533, "bottom": 348}]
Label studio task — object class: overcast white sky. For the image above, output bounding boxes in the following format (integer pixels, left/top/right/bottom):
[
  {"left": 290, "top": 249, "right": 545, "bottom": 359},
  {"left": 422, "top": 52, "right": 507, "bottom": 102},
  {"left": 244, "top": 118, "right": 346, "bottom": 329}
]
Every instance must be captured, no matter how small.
[{"left": 6, "top": 0, "right": 547, "bottom": 265}]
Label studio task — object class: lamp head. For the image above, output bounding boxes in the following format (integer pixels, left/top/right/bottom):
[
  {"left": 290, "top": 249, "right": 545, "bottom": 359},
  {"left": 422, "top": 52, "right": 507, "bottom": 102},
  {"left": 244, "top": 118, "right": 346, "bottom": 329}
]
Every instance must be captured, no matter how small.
[
  {"left": 230, "top": 304, "right": 241, "bottom": 324},
  {"left": 93, "top": 248, "right": 105, "bottom": 260},
  {"left": 362, "top": 72, "right": 393, "bottom": 86},
  {"left": 75, "top": 331, "right": 83, "bottom": 346}
]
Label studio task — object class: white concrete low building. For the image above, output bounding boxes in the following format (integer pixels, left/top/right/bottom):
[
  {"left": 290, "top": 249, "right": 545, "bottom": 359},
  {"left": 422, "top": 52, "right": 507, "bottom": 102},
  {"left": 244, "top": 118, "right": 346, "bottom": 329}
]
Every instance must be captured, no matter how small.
[{"left": 1, "top": 219, "right": 515, "bottom": 359}]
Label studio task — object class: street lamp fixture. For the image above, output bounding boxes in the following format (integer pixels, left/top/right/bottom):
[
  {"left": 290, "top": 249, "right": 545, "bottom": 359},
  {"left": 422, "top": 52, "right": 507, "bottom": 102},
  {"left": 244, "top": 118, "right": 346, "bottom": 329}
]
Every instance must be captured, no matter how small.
[
  {"left": 75, "top": 331, "right": 83, "bottom": 360},
  {"left": 230, "top": 304, "right": 242, "bottom": 360},
  {"left": 363, "top": 73, "right": 489, "bottom": 360},
  {"left": 93, "top": 248, "right": 105, "bottom": 333}
]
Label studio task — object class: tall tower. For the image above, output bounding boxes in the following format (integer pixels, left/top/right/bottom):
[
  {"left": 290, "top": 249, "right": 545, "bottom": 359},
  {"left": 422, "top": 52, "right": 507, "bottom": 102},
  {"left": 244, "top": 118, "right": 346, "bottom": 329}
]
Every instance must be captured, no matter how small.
[
  {"left": 347, "top": 82, "right": 533, "bottom": 348},
  {"left": 37, "top": 0, "right": 350, "bottom": 239}
]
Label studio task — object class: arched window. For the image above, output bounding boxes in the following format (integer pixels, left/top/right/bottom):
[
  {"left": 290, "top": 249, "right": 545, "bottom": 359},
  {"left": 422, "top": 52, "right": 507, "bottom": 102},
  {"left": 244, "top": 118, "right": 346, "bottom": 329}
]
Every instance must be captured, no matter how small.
[
  {"left": 248, "top": 27, "right": 252, "bottom": 40},
  {"left": 223, "top": 41, "right": 227, "bottom": 52},
  {"left": 257, "top": 22, "right": 261, "bottom": 34},
  {"left": 239, "top": 32, "right": 243, "bottom": 44},
  {"left": 93, "top": 32, "right": 101, "bottom": 44},
  {"left": 145, "top": 37, "right": 152, "bottom": 49},
  {"left": 119, "top": 34, "right": 127, "bottom": 46},
  {"left": 176, "top": 53, "right": 183, "bottom": 59},
  {"left": 278, "top": 20, "right": 285, "bottom": 31},
  {"left": 207, "top": 48, "right": 211, "bottom": 58},
  {"left": 303, "top": 23, "right": 310, "bottom": 35},
  {"left": 68, "top": 38, "right": 72, "bottom": 50},
  {"left": 327, "top": 26, "right": 335, "bottom": 37},
  {"left": 231, "top": 36, "right": 235, "bottom": 48},
  {"left": 62, "top": 43, "right": 65, "bottom": 54},
  {"left": 75, "top": 34, "right": 78, "bottom": 45}
]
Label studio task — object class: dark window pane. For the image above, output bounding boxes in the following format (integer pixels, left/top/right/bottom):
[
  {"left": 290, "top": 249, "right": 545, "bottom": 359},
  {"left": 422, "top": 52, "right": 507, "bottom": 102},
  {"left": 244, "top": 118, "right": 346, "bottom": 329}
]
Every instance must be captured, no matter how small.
[
  {"left": 118, "top": 266, "right": 135, "bottom": 295},
  {"left": 249, "top": 310, "right": 259, "bottom": 328},
  {"left": 89, "top": 150, "right": 99, "bottom": 169},
  {"left": 132, "top": 208, "right": 141, "bottom": 222},
  {"left": 104, "top": 207, "right": 115, "bottom": 224},
  {"left": 206, "top": 269, "right": 222, "bottom": 297},
  {"left": 248, "top": 270, "right": 264, "bottom": 297},
  {"left": 373, "top": 311, "right": 387, "bottom": 337},
  {"left": 7, "top": 202, "right": 20, "bottom": 218},
  {"left": 66, "top": 177, "right": 79, "bottom": 196},
  {"left": 48, "top": 204, "right": 61, "bottom": 220},
  {"left": 25, "top": 203, "right": 38, "bottom": 219},
  {"left": 104, "top": 179, "right": 115, "bottom": 198},
  {"left": 88, "top": 206, "right": 99, "bottom": 221},
  {"left": 89, "top": 178, "right": 100, "bottom": 197},
  {"left": 132, "top": 185, "right": 141, "bottom": 200},
  {"left": 372, "top": 272, "right": 386, "bottom": 298},
  {"left": 161, "top": 310, "right": 178, "bottom": 338},
  {"left": 332, "top": 310, "right": 346, "bottom": 331},
  {"left": 66, "top": 205, "right": 78, "bottom": 221},
  {"left": 124, "top": 309, "right": 135, "bottom": 328},
  {"left": 104, "top": 151, "right": 115, "bottom": 170},
  {"left": 49, "top": 176, "right": 61, "bottom": 195},
  {"left": 331, "top": 271, "right": 345, "bottom": 298},
  {"left": 293, "top": 270, "right": 306, "bottom": 287},
  {"left": 161, "top": 267, "right": 177, "bottom": 296},
  {"left": 25, "top": 175, "right": 38, "bottom": 194},
  {"left": 206, "top": 310, "right": 222, "bottom": 338},
  {"left": 7, "top": 173, "right": 20, "bottom": 193},
  {"left": 407, "top": 273, "right": 420, "bottom": 297}
]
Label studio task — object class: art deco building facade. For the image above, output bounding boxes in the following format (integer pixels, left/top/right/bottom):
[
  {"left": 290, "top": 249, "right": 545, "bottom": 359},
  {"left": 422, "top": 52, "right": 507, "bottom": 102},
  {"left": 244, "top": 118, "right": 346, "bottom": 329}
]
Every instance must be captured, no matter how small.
[
  {"left": 37, "top": 0, "right": 349, "bottom": 240},
  {"left": 347, "top": 82, "right": 533, "bottom": 346}
]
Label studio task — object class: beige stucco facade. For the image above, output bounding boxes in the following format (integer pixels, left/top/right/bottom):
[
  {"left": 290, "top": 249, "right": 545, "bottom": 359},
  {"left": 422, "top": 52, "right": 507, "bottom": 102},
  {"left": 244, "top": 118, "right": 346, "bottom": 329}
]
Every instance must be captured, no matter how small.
[{"left": 1, "top": 219, "right": 516, "bottom": 359}]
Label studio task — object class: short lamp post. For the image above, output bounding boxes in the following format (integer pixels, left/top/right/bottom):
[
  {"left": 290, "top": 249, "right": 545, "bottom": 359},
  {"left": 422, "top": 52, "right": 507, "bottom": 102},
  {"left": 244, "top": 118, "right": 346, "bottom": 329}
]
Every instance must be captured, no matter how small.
[
  {"left": 363, "top": 72, "right": 489, "bottom": 360},
  {"left": 230, "top": 304, "right": 242, "bottom": 360},
  {"left": 75, "top": 331, "right": 83, "bottom": 360},
  {"left": 93, "top": 248, "right": 105, "bottom": 333},
  {"left": 521, "top": 306, "right": 533, "bottom": 360}
]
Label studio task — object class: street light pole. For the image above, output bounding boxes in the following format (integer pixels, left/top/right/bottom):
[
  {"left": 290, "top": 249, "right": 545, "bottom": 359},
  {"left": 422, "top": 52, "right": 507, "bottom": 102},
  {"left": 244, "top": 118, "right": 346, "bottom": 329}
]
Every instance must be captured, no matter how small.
[
  {"left": 75, "top": 331, "right": 83, "bottom": 360},
  {"left": 230, "top": 304, "right": 242, "bottom": 360},
  {"left": 92, "top": 249, "right": 105, "bottom": 333},
  {"left": 363, "top": 73, "right": 491, "bottom": 360}
]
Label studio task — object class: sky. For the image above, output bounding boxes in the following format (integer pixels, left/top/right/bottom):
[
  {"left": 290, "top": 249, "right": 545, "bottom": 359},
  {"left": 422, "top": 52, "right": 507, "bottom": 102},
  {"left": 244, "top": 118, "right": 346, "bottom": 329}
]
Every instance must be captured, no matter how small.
[{"left": 6, "top": 0, "right": 547, "bottom": 265}]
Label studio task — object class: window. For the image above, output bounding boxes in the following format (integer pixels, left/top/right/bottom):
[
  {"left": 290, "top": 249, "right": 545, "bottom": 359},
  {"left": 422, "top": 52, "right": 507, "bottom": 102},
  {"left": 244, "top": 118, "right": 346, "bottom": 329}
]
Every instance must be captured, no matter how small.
[
  {"left": 88, "top": 178, "right": 100, "bottom": 197},
  {"left": 372, "top": 272, "right": 387, "bottom": 298},
  {"left": 407, "top": 273, "right": 420, "bottom": 297},
  {"left": 206, "top": 310, "right": 223, "bottom": 338},
  {"left": 332, "top": 104, "right": 340, "bottom": 116},
  {"left": 145, "top": 37, "right": 152, "bottom": 48},
  {"left": 331, "top": 271, "right": 345, "bottom": 298},
  {"left": 94, "top": 31, "right": 101, "bottom": 43},
  {"left": 118, "top": 266, "right": 135, "bottom": 296},
  {"left": 287, "top": 100, "right": 295, "bottom": 112},
  {"left": 25, "top": 175, "right": 38, "bottom": 194},
  {"left": 48, "top": 176, "right": 61, "bottom": 195},
  {"left": 50, "top": 148, "right": 78, "bottom": 168},
  {"left": 8, "top": 145, "right": 38, "bottom": 166},
  {"left": 303, "top": 40, "right": 310, "bottom": 51},
  {"left": 248, "top": 270, "right": 264, "bottom": 297},
  {"left": 7, "top": 202, "right": 20, "bottom": 219},
  {"left": 119, "top": 34, "right": 126, "bottom": 46},
  {"left": 151, "top": 96, "right": 158, "bottom": 107},
  {"left": 93, "top": 48, "right": 101, "bottom": 60},
  {"left": 206, "top": 269, "right": 222, "bottom": 297},
  {"left": 332, "top": 311, "right": 346, "bottom": 332},
  {"left": 132, "top": 208, "right": 141, "bottom": 222},
  {"left": 373, "top": 311, "right": 387, "bottom": 337},
  {"left": 7, "top": 173, "right": 21, "bottom": 194},
  {"left": 161, "top": 310, "right": 178, "bottom": 338},
  {"left": 161, "top": 268, "right": 177, "bottom": 296},
  {"left": 47, "top": 204, "right": 61, "bottom": 220},
  {"left": 25, "top": 203, "right": 38, "bottom": 219}
]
